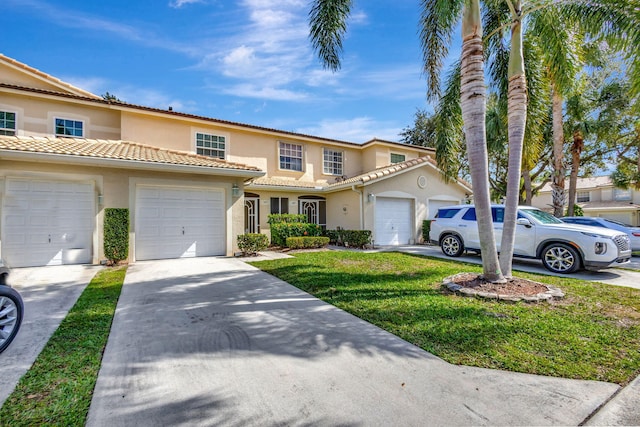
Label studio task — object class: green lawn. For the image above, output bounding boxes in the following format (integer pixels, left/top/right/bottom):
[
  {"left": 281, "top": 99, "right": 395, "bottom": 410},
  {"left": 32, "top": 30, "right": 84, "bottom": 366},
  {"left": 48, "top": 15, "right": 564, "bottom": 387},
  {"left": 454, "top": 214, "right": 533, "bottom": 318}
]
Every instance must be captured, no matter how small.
[
  {"left": 0, "top": 266, "right": 127, "bottom": 427},
  {"left": 251, "top": 251, "right": 640, "bottom": 385}
]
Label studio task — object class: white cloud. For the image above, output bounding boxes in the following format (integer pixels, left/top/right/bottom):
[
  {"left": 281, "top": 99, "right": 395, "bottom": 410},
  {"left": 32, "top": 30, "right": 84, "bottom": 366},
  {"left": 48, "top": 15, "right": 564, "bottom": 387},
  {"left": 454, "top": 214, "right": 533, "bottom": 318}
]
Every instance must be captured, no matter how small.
[
  {"left": 296, "top": 117, "right": 402, "bottom": 143},
  {"left": 61, "top": 76, "right": 109, "bottom": 96},
  {"left": 221, "top": 84, "right": 308, "bottom": 101},
  {"left": 169, "top": 0, "right": 203, "bottom": 8}
]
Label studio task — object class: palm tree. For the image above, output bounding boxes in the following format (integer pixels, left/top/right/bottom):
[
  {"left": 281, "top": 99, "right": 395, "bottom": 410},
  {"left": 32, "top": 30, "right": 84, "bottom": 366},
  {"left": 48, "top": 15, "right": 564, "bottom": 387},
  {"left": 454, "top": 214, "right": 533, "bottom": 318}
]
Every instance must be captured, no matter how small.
[{"left": 310, "top": 0, "right": 505, "bottom": 282}]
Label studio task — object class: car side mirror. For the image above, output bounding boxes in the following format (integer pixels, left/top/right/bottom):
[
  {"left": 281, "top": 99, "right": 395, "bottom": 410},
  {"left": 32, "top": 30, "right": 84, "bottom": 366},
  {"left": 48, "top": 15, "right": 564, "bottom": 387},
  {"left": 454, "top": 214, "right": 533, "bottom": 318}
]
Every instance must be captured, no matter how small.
[{"left": 517, "top": 218, "right": 532, "bottom": 228}]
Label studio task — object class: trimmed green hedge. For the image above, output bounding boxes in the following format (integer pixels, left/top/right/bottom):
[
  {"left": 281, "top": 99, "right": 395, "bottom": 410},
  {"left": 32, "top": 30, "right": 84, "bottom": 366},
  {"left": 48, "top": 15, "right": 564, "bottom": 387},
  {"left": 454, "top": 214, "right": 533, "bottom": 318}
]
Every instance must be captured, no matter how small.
[
  {"left": 267, "top": 214, "right": 307, "bottom": 224},
  {"left": 237, "top": 233, "right": 269, "bottom": 256},
  {"left": 422, "top": 220, "right": 432, "bottom": 243},
  {"left": 286, "top": 236, "right": 330, "bottom": 249},
  {"left": 270, "top": 222, "right": 322, "bottom": 247},
  {"left": 104, "top": 208, "right": 129, "bottom": 264},
  {"left": 323, "top": 229, "right": 371, "bottom": 249}
]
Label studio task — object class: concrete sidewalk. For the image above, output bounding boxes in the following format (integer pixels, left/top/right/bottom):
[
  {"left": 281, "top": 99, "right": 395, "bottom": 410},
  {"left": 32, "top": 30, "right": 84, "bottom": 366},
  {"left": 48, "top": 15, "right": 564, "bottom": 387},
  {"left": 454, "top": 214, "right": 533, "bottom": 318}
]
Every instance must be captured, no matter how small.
[
  {"left": 87, "top": 256, "right": 628, "bottom": 426},
  {"left": 0, "top": 264, "right": 100, "bottom": 407}
]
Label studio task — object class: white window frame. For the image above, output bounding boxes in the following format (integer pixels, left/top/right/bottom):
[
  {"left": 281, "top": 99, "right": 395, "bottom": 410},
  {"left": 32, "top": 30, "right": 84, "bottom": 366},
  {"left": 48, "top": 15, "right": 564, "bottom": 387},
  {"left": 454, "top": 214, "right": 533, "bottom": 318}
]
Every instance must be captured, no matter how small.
[
  {"left": 323, "top": 148, "right": 343, "bottom": 176},
  {"left": 576, "top": 191, "right": 590, "bottom": 203},
  {"left": 279, "top": 141, "right": 304, "bottom": 172},
  {"left": 54, "top": 117, "right": 84, "bottom": 138},
  {"left": 0, "top": 110, "right": 17, "bottom": 136},
  {"left": 195, "top": 132, "right": 226, "bottom": 159},
  {"left": 390, "top": 153, "right": 405, "bottom": 164}
]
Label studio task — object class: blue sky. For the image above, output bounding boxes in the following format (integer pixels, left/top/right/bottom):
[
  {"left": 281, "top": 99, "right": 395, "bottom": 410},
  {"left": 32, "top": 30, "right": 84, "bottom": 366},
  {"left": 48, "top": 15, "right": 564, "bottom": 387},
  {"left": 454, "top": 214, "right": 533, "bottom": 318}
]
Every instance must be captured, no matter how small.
[{"left": 4, "top": 0, "right": 460, "bottom": 143}]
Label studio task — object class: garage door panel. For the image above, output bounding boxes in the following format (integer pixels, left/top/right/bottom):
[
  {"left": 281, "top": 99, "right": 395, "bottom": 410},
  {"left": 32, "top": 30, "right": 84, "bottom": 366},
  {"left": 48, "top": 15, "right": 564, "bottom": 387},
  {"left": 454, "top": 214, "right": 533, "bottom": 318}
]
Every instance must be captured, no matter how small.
[
  {"left": 375, "top": 198, "right": 412, "bottom": 246},
  {"left": 2, "top": 178, "right": 94, "bottom": 267},
  {"left": 135, "top": 186, "right": 225, "bottom": 261}
]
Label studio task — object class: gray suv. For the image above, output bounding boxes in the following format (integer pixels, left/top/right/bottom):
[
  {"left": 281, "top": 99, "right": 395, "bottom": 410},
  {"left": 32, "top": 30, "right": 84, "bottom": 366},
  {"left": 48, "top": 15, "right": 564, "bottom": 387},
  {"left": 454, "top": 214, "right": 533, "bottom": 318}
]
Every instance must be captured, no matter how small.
[{"left": 429, "top": 205, "right": 632, "bottom": 274}]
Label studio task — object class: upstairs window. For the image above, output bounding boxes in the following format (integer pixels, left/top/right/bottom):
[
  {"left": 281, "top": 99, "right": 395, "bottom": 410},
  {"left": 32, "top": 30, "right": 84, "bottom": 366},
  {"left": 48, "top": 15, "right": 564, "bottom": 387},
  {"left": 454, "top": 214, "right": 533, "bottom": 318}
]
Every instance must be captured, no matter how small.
[
  {"left": 196, "top": 132, "right": 225, "bottom": 159},
  {"left": 323, "top": 148, "right": 343, "bottom": 175},
  {"left": 577, "top": 191, "right": 590, "bottom": 203},
  {"left": 55, "top": 118, "right": 83, "bottom": 137},
  {"left": 0, "top": 111, "right": 16, "bottom": 136},
  {"left": 279, "top": 141, "right": 303, "bottom": 171},
  {"left": 390, "top": 153, "right": 405, "bottom": 164},
  {"left": 614, "top": 188, "right": 632, "bottom": 201}
]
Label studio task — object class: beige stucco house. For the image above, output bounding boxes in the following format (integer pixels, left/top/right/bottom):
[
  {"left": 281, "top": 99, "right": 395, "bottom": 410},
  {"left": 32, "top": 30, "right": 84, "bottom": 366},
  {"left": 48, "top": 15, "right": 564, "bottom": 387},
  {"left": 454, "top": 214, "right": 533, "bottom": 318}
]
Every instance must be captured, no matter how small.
[
  {"left": 532, "top": 176, "right": 640, "bottom": 226},
  {"left": 0, "top": 54, "right": 471, "bottom": 267}
]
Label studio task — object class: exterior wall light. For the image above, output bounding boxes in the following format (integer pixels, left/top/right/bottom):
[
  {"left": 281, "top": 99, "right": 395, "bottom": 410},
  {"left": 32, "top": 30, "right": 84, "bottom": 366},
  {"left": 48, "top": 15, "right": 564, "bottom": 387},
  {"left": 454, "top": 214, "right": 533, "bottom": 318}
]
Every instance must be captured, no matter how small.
[
  {"left": 232, "top": 184, "right": 241, "bottom": 198},
  {"left": 97, "top": 194, "right": 104, "bottom": 205},
  {"left": 367, "top": 193, "right": 374, "bottom": 203}
]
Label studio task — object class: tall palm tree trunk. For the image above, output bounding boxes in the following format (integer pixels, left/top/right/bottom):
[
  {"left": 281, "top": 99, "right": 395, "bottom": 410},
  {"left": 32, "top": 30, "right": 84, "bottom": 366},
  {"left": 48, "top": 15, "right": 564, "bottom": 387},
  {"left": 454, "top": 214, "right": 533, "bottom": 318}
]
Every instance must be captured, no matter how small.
[
  {"left": 551, "top": 87, "right": 566, "bottom": 217},
  {"left": 567, "top": 130, "right": 584, "bottom": 216},
  {"left": 500, "top": 4, "right": 527, "bottom": 278},
  {"left": 461, "top": 1, "right": 504, "bottom": 283}
]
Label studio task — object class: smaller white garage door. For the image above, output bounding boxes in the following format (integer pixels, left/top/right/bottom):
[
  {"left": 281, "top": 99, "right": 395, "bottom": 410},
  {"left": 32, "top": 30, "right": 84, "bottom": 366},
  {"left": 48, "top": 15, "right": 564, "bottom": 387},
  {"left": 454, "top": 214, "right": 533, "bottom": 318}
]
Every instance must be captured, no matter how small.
[
  {"left": 135, "top": 186, "right": 225, "bottom": 261},
  {"left": 374, "top": 197, "right": 413, "bottom": 245},
  {"left": 2, "top": 178, "right": 94, "bottom": 267}
]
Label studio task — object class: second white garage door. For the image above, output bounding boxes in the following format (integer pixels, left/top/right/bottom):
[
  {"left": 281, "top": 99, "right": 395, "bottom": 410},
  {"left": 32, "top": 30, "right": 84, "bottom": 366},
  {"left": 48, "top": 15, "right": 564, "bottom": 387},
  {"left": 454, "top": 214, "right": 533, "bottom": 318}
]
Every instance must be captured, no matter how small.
[
  {"left": 374, "top": 197, "right": 413, "bottom": 245},
  {"left": 135, "top": 186, "right": 225, "bottom": 261}
]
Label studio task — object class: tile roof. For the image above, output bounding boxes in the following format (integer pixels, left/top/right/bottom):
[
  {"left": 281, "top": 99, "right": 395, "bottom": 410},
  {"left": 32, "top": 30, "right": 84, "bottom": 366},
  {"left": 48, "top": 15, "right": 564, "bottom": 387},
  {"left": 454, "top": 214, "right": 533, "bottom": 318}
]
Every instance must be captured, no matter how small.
[
  {"left": 1, "top": 81, "right": 436, "bottom": 153},
  {"left": 579, "top": 201, "right": 640, "bottom": 210},
  {"left": 539, "top": 176, "right": 614, "bottom": 192},
  {"left": 248, "top": 155, "right": 472, "bottom": 192},
  {"left": 0, "top": 135, "right": 261, "bottom": 172}
]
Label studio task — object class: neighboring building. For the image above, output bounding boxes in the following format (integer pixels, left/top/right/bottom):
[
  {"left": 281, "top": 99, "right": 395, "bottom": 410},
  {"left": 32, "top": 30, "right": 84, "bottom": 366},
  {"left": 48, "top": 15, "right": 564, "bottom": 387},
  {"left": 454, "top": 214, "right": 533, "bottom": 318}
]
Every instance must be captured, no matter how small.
[
  {"left": 532, "top": 176, "right": 640, "bottom": 226},
  {"left": 0, "top": 54, "right": 471, "bottom": 267}
]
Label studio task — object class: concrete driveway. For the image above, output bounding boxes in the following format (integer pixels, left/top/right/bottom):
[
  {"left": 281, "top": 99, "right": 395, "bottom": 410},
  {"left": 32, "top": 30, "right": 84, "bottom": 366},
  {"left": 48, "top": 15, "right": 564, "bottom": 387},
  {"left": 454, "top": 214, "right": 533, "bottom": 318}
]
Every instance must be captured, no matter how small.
[
  {"left": 87, "top": 256, "right": 622, "bottom": 426},
  {"left": 390, "top": 245, "right": 640, "bottom": 290},
  {"left": 0, "top": 264, "right": 101, "bottom": 407}
]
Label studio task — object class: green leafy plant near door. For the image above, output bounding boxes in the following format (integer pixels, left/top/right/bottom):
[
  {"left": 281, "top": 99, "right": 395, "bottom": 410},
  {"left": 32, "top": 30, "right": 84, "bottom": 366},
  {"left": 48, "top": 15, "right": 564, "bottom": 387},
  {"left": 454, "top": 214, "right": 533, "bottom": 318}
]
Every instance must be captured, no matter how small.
[{"left": 104, "top": 208, "right": 129, "bottom": 264}]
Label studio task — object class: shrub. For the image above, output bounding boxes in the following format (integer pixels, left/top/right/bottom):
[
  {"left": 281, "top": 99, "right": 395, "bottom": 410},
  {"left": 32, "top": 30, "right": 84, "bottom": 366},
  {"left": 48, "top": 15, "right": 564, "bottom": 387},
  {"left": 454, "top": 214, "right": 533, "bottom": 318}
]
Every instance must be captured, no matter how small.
[
  {"left": 267, "top": 214, "right": 307, "bottom": 224},
  {"left": 323, "top": 229, "right": 340, "bottom": 245},
  {"left": 338, "top": 230, "right": 372, "bottom": 248},
  {"left": 270, "top": 222, "right": 322, "bottom": 247},
  {"left": 104, "top": 208, "right": 129, "bottom": 264},
  {"left": 422, "top": 220, "right": 432, "bottom": 243},
  {"left": 237, "top": 233, "right": 269, "bottom": 256},
  {"left": 286, "top": 236, "right": 330, "bottom": 249},
  {"left": 565, "top": 205, "right": 584, "bottom": 216},
  {"left": 324, "top": 229, "right": 372, "bottom": 249}
]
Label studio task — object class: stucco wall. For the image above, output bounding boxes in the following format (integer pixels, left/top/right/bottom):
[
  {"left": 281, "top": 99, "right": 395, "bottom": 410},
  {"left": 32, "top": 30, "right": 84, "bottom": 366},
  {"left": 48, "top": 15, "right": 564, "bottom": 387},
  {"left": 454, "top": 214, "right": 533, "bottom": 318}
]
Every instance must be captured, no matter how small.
[
  {"left": 363, "top": 164, "right": 468, "bottom": 244},
  {"left": 0, "top": 159, "right": 242, "bottom": 263},
  {"left": 0, "top": 93, "right": 121, "bottom": 140}
]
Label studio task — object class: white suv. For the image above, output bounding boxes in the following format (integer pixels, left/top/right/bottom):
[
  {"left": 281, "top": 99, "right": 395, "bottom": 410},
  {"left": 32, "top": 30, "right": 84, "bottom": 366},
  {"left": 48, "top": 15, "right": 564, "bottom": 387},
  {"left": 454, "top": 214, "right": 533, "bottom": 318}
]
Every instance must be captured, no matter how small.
[{"left": 429, "top": 205, "right": 632, "bottom": 274}]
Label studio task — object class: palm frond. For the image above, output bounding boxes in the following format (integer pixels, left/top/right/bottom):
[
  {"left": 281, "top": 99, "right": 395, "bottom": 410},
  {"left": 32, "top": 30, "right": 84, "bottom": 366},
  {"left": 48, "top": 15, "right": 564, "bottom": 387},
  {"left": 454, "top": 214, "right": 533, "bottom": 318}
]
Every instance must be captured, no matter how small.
[
  {"left": 419, "top": 0, "right": 465, "bottom": 100},
  {"left": 309, "top": 0, "right": 353, "bottom": 71},
  {"left": 434, "top": 62, "right": 464, "bottom": 181}
]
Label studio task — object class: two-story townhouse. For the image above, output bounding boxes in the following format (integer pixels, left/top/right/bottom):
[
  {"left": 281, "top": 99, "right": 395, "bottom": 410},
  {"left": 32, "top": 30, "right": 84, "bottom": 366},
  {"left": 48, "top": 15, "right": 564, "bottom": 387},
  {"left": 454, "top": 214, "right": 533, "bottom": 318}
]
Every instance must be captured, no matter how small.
[
  {"left": 532, "top": 176, "right": 640, "bottom": 225},
  {"left": 0, "top": 54, "right": 471, "bottom": 267}
]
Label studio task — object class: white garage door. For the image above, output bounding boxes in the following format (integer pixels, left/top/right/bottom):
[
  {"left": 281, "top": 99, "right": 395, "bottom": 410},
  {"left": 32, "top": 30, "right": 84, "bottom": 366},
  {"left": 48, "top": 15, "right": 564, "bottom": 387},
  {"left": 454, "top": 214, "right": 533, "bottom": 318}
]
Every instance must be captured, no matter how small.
[
  {"left": 374, "top": 197, "right": 413, "bottom": 245},
  {"left": 135, "top": 186, "right": 225, "bottom": 261},
  {"left": 2, "top": 178, "right": 94, "bottom": 267}
]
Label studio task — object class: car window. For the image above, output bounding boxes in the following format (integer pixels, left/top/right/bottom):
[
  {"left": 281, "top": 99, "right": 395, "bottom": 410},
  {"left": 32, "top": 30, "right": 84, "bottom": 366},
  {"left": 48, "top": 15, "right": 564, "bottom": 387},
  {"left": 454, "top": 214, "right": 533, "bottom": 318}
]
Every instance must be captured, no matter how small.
[
  {"left": 562, "top": 218, "right": 577, "bottom": 224},
  {"left": 461, "top": 208, "right": 476, "bottom": 221},
  {"left": 438, "top": 208, "right": 462, "bottom": 219},
  {"left": 521, "top": 208, "right": 563, "bottom": 224}
]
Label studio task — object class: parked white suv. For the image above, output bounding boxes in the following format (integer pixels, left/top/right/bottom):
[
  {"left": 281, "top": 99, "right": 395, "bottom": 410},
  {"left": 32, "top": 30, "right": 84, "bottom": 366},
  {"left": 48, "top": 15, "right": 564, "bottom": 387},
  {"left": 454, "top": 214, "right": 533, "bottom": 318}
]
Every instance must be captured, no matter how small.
[{"left": 429, "top": 205, "right": 632, "bottom": 274}]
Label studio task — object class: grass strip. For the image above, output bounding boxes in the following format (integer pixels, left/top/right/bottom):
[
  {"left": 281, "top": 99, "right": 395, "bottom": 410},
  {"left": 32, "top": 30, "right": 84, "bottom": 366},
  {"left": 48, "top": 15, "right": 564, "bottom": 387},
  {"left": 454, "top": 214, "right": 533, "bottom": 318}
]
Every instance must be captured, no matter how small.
[
  {"left": 0, "top": 266, "right": 127, "bottom": 426},
  {"left": 251, "top": 251, "right": 640, "bottom": 385}
]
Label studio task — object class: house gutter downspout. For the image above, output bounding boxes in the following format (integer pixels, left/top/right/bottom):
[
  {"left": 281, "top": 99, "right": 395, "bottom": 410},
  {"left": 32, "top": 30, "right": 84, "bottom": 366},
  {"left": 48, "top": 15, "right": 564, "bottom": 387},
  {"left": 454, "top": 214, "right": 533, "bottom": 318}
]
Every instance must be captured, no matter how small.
[{"left": 351, "top": 185, "right": 364, "bottom": 229}]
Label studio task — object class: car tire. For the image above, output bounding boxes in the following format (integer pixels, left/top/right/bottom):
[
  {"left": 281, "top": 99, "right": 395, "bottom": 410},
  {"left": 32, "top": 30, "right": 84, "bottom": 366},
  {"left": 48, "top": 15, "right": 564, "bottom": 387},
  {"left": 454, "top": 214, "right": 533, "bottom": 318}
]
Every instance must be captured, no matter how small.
[
  {"left": 440, "top": 234, "right": 464, "bottom": 257},
  {"left": 541, "top": 243, "right": 581, "bottom": 274},
  {"left": 0, "top": 285, "right": 24, "bottom": 354}
]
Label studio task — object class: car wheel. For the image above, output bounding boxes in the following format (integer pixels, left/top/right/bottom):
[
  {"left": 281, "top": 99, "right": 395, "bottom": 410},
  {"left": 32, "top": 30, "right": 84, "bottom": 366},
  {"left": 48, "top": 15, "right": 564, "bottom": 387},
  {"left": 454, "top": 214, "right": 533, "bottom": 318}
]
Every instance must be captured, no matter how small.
[
  {"left": 541, "top": 243, "right": 581, "bottom": 274},
  {"left": 441, "top": 234, "right": 464, "bottom": 257},
  {"left": 0, "top": 286, "right": 24, "bottom": 354}
]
